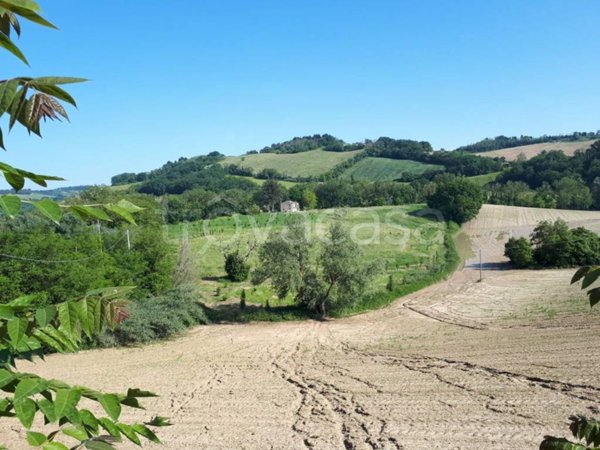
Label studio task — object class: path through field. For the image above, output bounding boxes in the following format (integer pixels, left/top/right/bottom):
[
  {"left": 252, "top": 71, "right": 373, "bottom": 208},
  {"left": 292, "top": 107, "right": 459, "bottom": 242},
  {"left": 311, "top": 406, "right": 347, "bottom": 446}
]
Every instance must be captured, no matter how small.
[{"left": 3, "top": 205, "right": 600, "bottom": 449}]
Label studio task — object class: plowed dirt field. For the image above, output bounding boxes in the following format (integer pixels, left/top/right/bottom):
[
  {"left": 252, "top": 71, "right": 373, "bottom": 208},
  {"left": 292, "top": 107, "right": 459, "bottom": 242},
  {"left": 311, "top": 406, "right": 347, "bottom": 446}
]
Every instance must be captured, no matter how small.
[{"left": 3, "top": 205, "right": 600, "bottom": 449}]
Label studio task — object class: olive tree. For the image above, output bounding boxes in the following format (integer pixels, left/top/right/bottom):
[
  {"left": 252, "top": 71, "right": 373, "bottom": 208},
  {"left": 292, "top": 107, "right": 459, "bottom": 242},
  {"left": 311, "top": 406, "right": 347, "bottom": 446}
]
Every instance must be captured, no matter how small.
[
  {"left": 253, "top": 220, "right": 379, "bottom": 316},
  {"left": 0, "top": 2, "right": 168, "bottom": 448}
]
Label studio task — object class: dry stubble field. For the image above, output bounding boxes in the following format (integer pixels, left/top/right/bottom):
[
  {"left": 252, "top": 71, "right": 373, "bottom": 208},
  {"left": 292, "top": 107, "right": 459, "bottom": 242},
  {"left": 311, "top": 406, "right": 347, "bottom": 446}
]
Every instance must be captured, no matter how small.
[{"left": 3, "top": 205, "right": 600, "bottom": 449}]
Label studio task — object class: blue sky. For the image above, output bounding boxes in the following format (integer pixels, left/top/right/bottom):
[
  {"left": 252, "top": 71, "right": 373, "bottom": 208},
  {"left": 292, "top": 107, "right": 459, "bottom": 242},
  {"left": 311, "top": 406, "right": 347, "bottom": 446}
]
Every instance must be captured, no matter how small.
[{"left": 1, "top": 0, "right": 599, "bottom": 187}]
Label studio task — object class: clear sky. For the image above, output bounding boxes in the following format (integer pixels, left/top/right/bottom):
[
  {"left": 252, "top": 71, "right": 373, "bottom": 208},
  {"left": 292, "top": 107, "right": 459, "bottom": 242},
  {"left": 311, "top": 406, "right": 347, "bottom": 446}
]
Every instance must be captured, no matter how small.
[{"left": 1, "top": 0, "right": 599, "bottom": 187}]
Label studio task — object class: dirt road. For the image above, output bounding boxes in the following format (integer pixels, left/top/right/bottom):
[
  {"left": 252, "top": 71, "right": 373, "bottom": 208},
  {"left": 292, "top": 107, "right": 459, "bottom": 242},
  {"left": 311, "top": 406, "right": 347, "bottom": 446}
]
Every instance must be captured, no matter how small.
[{"left": 3, "top": 205, "right": 600, "bottom": 449}]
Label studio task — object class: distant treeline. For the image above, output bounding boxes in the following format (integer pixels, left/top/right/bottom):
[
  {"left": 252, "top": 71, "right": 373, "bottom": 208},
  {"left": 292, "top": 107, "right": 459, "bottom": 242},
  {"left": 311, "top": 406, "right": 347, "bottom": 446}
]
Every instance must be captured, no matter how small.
[
  {"left": 0, "top": 185, "right": 90, "bottom": 200},
  {"left": 456, "top": 131, "right": 600, "bottom": 153},
  {"left": 486, "top": 140, "right": 600, "bottom": 210},
  {"left": 254, "top": 134, "right": 347, "bottom": 154}
]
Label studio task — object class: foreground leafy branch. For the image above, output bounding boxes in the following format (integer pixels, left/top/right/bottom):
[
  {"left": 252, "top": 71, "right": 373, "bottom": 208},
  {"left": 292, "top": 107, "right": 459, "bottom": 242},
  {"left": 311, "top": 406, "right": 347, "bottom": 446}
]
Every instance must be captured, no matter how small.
[
  {"left": 571, "top": 266, "right": 600, "bottom": 308},
  {"left": 1, "top": 289, "right": 170, "bottom": 449},
  {"left": 0, "top": 1, "right": 170, "bottom": 447},
  {"left": 540, "top": 416, "right": 600, "bottom": 450},
  {"left": 540, "top": 271, "right": 600, "bottom": 448}
]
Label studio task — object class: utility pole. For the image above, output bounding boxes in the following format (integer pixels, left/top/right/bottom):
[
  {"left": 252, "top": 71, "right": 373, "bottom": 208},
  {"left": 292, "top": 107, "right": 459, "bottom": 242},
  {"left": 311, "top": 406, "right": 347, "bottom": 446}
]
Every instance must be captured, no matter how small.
[{"left": 126, "top": 229, "right": 131, "bottom": 252}]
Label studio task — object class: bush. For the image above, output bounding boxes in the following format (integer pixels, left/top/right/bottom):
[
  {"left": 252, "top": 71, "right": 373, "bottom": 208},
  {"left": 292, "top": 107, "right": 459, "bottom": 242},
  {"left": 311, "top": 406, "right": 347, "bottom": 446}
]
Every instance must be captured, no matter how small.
[
  {"left": 504, "top": 237, "right": 533, "bottom": 268},
  {"left": 225, "top": 251, "right": 251, "bottom": 281},
  {"left": 108, "top": 288, "right": 209, "bottom": 345}
]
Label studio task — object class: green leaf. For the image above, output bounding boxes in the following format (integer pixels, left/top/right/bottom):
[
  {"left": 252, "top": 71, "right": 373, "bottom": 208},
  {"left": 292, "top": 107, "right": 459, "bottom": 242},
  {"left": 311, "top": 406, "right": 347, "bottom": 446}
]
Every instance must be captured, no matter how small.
[
  {"left": 32, "top": 198, "right": 62, "bottom": 223},
  {"left": 116, "top": 199, "right": 144, "bottom": 213},
  {"left": 0, "top": 1, "right": 55, "bottom": 28},
  {"left": 37, "top": 398, "right": 56, "bottom": 423},
  {"left": 84, "top": 440, "right": 119, "bottom": 450},
  {"left": 35, "top": 305, "right": 56, "bottom": 327},
  {"left": 76, "top": 298, "right": 92, "bottom": 338},
  {"left": 588, "top": 287, "right": 600, "bottom": 308},
  {"left": 104, "top": 204, "right": 135, "bottom": 224},
  {"left": 572, "top": 266, "right": 591, "bottom": 284},
  {"left": 116, "top": 423, "right": 141, "bottom": 446},
  {"left": 69, "top": 205, "right": 111, "bottom": 222},
  {"left": 29, "top": 83, "right": 77, "bottom": 107},
  {"left": 99, "top": 394, "right": 121, "bottom": 421},
  {"left": 7, "top": 294, "right": 37, "bottom": 307},
  {"left": 57, "top": 301, "right": 80, "bottom": 338},
  {"left": 0, "top": 0, "right": 41, "bottom": 13},
  {"left": 54, "top": 388, "right": 81, "bottom": 419},
  {"left": 42, "top": 443, "right": 70, "bottom": 450},
  {"left": 35, "top": 327, "right": 78, "bottom": 352},
  {"left": 0, "top": 305, "right": 15, "bottom": 319},
  {"left": 79, "top": 408, "right": 99, "bottom": 433},
  {"left": 98, "top": 417, "right": 121, "bottom": 437},
  {"left": 582, "top": 267, "right": 600, "bottom": 289},
  {"left": 14, "top": 377, "right": 47, "bottom": 401},
  {"left": 62, "top": 425, "right": 88, "bottom": 441},
  {"left": 0, "top": 368, "right": 15, "bottom": 388},
  {"left": 132, "top": 424, "right": 160, "bottom": 443},
  {"left": 145, "top": 416, "right": 171, "bottom": 427},
  {"left": 3, "top": 169, "right": 24, "bottom": 191},
  {"left": 539, "top": 436, "right": 586, "bottom": 449},
  {"left": 0, "top": 78, "right": 19, "bottom": 116},
  {"left": 0, "top": 194, "right": 20, "bottom": 217},
  {"left": 7, "top": 317, "right": 28, "bottom": 348},
  {"left": 26, "top": 431, "right": 47, "bottom": 446},
  {"left": 14, "top": 397, "right": 36, "bottom": 428},
  {"left": 30, "top": 76, "right": 87, "bottom": 85},
  {"left": 0, "top": 29, "right": 28, "bottom": 64}
]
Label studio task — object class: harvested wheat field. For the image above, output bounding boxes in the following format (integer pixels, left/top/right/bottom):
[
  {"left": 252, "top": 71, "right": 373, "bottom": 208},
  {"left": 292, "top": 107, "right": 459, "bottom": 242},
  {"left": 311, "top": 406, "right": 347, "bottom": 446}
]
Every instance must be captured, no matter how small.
[
  {"left": 3, "top": 205, "right": 600, "bottom": 449},
  {"left": 475, "top": 139, "right": 596, "bottom": 161}
]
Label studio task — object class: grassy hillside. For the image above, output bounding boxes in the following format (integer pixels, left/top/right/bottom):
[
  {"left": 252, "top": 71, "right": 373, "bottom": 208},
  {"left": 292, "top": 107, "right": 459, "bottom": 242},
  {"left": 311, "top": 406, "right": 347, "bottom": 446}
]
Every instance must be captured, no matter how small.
[
  {"left": 223, "top": 148, "right": 363, "bottom": 178},
  {"left": 230, "top": 175, "right": 298, "bottom": 189},
  {"left": 475, "top": 139, "right": 596, "bottom": 161},
  {"left": 166, "top": 205, "right": 448, "bottom": 309},
  {"left": 468, "top": 171, "right": 501, "bottom": 186},
  {"left": 339, "top": 157, "right": 442, "bottom": 181}
]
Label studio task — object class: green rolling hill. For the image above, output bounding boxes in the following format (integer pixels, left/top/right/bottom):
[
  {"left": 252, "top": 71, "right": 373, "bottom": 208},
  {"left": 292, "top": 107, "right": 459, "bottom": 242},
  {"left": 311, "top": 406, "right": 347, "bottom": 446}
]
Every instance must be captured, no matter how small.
[
  {"left": 339, "top": 157, "right": 442, "bottom": 181},
  {"left": 222, "top": 148, "right": 362, "bottom": 178}
]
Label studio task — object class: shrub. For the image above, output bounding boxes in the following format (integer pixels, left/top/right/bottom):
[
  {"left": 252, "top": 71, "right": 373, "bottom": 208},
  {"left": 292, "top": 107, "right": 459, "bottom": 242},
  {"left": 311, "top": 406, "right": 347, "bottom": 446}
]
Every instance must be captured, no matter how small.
[
  {"left": 224, "top": 251, "right": 251, "bottom": 281},
  {"left": 240, "top": 289, "right": 247, "bottom": 310},
  {"left": 504, "top": 237, "right": 533, "bottom": 268},
  {"left": 109, "top": 288, "right": 209, "bottom": 345}
]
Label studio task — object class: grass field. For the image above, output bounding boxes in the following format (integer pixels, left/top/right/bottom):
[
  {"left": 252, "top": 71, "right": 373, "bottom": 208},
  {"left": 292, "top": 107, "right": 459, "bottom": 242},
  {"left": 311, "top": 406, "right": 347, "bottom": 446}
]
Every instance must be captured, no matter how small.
[
  {"left": 165, "top": 205, "right": 448, "bottom": 310},
  {"left": 468, "top": 171, "right": 501, "bottom": 186},
  {"left": 230, "top": 175, "right": 298, "bottom": 188},
  {"left": 339, "top": 157, "right": 442, "bottom": 181},
  {"left": 222, "top": 148, "right": 363, "bottom": 178}
]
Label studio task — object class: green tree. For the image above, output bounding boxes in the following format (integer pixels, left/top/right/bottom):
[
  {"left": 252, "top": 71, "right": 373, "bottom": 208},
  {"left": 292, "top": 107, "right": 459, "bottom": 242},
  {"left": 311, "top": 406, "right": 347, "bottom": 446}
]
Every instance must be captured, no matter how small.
[
  {"left": 554, "top": 177, "right": 593, "bottom": 210},
  {"left": 254, "top": 180, "right": 288, "bottom": 212},
  {"left": 253, "top": 221, "right": 379, "bottom": 316},
  {"left": 426, "top": 177, "right": 483, "bottom": 224},
  {"left": 504, "top": 237, "right": 533, "bottom": 268},
  {"left": 252, "top": 220, "right": 312, "bottom": 300},
  {"left": 531, "top": 219, "right": 572, "bottom": 267},
  {"left": 0, "top": 3, "right": 168, "bottom": 447}
]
